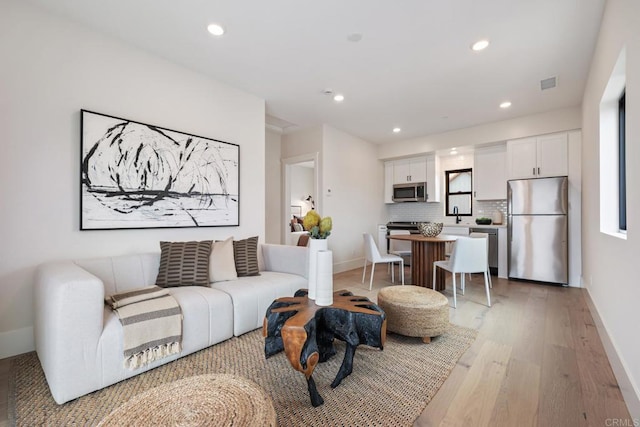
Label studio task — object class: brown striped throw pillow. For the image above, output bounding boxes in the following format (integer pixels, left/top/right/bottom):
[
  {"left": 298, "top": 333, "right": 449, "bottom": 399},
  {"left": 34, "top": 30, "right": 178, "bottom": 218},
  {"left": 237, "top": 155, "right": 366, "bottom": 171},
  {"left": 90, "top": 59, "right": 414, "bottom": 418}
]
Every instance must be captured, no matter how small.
[
  {"left": 156, "top": 240, "right": 213, "bottom": 288},
  {"left": 233, "top": 236, "right": 260, "bottom": 277}
]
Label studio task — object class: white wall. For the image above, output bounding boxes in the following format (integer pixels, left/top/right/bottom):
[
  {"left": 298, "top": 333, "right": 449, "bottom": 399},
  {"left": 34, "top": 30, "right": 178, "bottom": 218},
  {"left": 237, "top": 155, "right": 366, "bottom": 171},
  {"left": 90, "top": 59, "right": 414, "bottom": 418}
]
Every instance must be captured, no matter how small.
[
  {"left": 378, "top": 106, "right": 581, "bottom": 159},
  {"left": 265, "top": 128, "right": 282, "bottom": 244},
  {"left": 322, "top": 125, "right": 386, "bottom": 272},
  {"left": 0, "top": 0, "right": 265, "bottom": 358},
  {"left": 282, "top": 127, "right": 323, "bottom": 159},
  {"left": 581, "top": 0, "right": 640, "bottom": 417}
]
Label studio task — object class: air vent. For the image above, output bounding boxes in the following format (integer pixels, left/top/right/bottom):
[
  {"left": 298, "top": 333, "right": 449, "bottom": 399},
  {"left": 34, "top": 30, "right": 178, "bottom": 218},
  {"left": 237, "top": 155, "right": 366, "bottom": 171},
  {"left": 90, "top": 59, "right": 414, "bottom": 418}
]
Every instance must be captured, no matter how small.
[{"left": 540, "top": 76, "right": 557, "bottom": 91}]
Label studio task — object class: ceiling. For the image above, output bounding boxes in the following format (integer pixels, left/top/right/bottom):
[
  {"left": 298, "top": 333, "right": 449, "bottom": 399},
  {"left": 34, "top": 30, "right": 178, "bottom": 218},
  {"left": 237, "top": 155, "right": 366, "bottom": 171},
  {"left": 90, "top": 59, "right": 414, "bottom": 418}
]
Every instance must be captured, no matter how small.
[{"left": 28, "top": 0, "right": 605, "bottom": 144}]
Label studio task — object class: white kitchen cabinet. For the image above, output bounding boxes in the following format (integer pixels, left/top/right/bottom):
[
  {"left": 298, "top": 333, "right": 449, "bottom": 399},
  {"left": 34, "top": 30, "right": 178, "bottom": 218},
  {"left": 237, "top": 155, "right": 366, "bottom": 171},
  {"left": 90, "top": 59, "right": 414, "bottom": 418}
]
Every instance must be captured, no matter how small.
[
  {"left": 384, "top": 155, "right": 437, "bottom": 202},
  {"left": 507, "top": 133, "right": 568, "bottom": 179},
  {"left": 393, "top": 157, "right": 427, "bottom": 183},
  {"left": 507, "top": 137, "right": 537, "bottom": 179},
  {"left": 474, "top": 144, "right": 507, "bottom": 200},
  {"left": 536, "top": 133, "right": 569, "bottom": 177},
  {"left": 426, "top": 154, "right": 440, "bottom": 202},
  {"left": 384, "top": 161, "right": 394, "bottom": 204}
]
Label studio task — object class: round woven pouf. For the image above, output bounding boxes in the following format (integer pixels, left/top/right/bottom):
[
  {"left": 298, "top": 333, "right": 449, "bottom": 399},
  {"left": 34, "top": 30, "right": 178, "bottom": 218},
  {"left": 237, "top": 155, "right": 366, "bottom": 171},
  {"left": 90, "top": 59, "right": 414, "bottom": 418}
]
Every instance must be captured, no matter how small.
[
  {"left": 97, "top": 374, "right": 276, "bottom": 427},
  {"left": 377, "top": 285, "right": 449, "bottom": 343}
]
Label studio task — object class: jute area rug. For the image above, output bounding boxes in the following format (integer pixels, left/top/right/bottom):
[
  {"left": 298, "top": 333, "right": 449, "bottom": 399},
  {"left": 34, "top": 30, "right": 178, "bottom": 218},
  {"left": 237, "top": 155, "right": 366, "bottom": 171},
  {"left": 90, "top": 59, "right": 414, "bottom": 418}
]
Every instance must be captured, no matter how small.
[{"left": 10, "top": 324, "right": 477, "bottom": 426}]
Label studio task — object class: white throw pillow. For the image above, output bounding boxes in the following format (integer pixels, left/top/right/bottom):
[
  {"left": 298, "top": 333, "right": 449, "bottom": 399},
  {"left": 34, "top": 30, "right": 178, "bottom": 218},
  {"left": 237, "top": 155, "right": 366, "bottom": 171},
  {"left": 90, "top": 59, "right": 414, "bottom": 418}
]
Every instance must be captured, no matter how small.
[{"left": 209, "top": 237, "right": 238, "bottom": 283}]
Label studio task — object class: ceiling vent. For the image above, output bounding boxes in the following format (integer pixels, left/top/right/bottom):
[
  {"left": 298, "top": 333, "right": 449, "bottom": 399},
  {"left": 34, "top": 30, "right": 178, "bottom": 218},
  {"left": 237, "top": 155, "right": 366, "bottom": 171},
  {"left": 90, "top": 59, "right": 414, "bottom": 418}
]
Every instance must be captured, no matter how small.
[{"left": 540, "top": 76, "right": 557, "bottom": 91}]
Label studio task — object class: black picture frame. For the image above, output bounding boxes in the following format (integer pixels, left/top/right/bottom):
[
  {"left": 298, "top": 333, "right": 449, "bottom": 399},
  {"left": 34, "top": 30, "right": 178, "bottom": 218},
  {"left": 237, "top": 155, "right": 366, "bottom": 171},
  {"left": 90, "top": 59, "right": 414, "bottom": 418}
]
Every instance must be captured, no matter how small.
[{"left": 80, "top": 110, "right": 239, "bottom": 230}]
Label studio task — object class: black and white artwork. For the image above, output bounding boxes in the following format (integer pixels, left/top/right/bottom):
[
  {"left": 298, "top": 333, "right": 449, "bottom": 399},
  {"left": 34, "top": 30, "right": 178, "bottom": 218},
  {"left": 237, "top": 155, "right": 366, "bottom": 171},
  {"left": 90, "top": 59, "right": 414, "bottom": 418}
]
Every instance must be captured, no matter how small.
[{"left": 80, "top": 110, "right": 239, "bottom": 230}]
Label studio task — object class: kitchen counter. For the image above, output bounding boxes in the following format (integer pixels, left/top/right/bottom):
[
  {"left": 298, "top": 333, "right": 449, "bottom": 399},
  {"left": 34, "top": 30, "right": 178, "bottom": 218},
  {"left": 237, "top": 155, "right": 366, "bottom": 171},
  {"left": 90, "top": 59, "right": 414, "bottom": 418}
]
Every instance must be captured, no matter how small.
[{"left": 440, "top": 223, "right": 506, "bottom": 229}]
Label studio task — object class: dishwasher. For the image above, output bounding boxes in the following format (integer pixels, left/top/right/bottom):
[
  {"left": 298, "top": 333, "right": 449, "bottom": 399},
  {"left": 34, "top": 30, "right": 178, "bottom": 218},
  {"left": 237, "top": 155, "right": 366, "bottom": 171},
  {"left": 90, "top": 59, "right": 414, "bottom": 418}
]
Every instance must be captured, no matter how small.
[{"left": 470, "top": 227, "right": 498, "bottom": 275}]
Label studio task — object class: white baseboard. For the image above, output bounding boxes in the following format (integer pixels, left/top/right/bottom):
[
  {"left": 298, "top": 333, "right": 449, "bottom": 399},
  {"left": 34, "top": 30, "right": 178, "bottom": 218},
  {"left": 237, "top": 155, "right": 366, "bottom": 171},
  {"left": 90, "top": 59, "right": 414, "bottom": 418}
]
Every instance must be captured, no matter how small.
[
  {"left": 0, "top": 326, "right": 34, "bottom": 359},
  {"left": 333, "top": 257, "right": 363, "bottom": 274},
  {"left": 583, "top": 289, "right": 640, "bottom": 419}
]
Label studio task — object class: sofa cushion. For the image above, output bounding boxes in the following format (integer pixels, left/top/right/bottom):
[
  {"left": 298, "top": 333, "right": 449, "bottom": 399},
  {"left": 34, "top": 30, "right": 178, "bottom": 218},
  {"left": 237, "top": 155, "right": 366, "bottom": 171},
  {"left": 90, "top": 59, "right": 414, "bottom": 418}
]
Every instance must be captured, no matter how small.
[
  {"left": 233, "top": 236, "right": 260, "bottom": 277},
  {"left": 98, "top": 286, "right": 234, "bottom": 386},
  {"left": 156, "top": 241, "right": 212, "bottom": 288},
  {"left": 167, "top": 286, "right": 234, "bottom": 351},
  {"left": 75, "top": 253, "right": 161, "bottom": 296},
  {"left": 209, "top": 237, "right": 238, "bottom": 283},
  {"left": 212, "top": 271, "right": 307, "bottom": 336}
]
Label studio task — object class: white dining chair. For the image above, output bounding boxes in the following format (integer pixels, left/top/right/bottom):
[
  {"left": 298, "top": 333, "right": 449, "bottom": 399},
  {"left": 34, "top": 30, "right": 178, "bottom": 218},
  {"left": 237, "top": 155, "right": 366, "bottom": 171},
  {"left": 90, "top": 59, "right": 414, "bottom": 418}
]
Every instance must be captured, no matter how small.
[
  {"left": 469, "top": 232, "right": 493, "bottom": 290},
  {"left": 432, "top": 237, "right": 491, "bottom": 308},
  {"left": 362, "top": 233, "right": 405, "bottom": 290}
]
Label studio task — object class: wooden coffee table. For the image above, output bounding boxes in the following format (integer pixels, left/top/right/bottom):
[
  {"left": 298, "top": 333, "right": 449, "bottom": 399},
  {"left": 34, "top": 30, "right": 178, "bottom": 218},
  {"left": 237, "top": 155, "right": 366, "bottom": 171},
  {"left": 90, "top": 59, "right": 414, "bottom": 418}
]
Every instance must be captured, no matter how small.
[{"left": 263, "top": 289, "right": 386, "bottom": 407}]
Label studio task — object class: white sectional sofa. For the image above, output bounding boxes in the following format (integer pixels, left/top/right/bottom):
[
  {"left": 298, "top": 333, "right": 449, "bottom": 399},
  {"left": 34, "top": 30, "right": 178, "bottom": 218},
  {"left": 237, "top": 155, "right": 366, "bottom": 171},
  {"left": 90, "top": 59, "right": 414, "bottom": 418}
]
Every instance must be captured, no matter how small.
[{"left": 34, "top": 243, "right": 307, "bottom": 404}]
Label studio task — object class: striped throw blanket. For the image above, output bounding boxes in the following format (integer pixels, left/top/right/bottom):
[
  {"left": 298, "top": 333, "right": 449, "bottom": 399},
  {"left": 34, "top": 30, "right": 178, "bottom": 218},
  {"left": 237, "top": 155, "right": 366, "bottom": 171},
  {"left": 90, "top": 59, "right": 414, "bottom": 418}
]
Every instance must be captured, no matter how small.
[{"left": 106, "top": 286, "right": 182, "bottom": 370}]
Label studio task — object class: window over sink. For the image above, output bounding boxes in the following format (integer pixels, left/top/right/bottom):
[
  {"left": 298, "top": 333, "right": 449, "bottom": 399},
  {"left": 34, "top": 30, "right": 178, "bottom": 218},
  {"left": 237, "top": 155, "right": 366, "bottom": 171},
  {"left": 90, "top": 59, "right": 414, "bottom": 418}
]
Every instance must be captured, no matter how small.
[{"left": 445, "top": 168, "right": 472, "bottom": 216}]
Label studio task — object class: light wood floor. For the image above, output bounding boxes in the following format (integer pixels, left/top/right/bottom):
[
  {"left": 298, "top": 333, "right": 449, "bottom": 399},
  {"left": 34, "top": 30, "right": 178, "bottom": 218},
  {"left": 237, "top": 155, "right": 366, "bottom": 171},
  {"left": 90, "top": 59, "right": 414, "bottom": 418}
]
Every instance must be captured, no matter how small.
[{"left": 0, "top": 267, "right": 632, "bottom": 426}]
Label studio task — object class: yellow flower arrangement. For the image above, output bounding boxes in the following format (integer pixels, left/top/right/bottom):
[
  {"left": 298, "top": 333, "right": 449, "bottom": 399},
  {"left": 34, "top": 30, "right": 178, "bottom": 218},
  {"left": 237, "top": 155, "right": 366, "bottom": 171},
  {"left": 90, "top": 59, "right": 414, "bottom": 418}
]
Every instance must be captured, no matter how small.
[{"left": 302, "top": 210, "right": 332, "bottom": 239}]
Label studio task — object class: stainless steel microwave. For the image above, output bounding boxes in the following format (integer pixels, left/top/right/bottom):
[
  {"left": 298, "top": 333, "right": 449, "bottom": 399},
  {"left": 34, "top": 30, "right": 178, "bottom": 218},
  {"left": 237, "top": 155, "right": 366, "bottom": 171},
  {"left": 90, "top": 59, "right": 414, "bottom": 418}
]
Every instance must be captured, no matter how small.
[{"left": 392, "top": 182, "right": 427, "bottom": 202}]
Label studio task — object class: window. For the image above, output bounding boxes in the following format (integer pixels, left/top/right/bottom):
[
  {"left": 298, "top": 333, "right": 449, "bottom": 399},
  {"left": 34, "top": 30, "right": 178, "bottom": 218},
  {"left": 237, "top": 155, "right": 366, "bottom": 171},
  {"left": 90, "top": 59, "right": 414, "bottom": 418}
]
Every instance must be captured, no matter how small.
[
  {"left": 599, "top": 48, "right": 626, "bottom": 239},
  {"left": 445, "top": 168, "right": 472, "bottom": 216},
  {"left": 619, "top": 91, "right": 626, "bottom": 231}
]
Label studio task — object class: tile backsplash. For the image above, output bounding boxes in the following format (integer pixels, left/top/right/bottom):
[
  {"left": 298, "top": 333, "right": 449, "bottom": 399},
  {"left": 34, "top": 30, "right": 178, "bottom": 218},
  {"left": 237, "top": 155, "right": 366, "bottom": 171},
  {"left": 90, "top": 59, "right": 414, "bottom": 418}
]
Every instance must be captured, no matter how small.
[{"left": 387, "top": 199, "right": 507, "bottom": 223}]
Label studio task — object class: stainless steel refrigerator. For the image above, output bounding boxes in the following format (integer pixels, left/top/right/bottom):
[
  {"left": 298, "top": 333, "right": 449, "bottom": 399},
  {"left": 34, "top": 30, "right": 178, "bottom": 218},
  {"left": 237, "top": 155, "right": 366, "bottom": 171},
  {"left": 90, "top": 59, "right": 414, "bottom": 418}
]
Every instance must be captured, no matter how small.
[{"left": 508, "top": 176, "right": 568, "bottom": 284}]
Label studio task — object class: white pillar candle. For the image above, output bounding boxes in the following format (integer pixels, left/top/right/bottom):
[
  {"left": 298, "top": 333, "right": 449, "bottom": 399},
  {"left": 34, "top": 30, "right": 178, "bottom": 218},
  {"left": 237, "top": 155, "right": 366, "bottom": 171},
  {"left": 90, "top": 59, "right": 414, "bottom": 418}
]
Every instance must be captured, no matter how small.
[{"left": 315, "top": 250, "right": 333, "bottom": 306}]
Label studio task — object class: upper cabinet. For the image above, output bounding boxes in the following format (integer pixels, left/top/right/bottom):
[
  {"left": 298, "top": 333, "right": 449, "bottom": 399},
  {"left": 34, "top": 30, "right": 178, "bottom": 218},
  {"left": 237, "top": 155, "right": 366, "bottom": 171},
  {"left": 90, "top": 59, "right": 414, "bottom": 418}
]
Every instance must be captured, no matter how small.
[
  {"left": 425, "top": 154, "right": 440, "bottom": 202},
  {"left": 384, "top": 161, "right": 394, "bottom": 204},
  {"left": 507, "top": 133, "right": 568, "bottom": 179},
  {"left": 393, "top": 157, "right": 427, "bottom": 183},
  {"left": 474, "top": 144, "right": 507, "bottom": 200},
  {"left": 384, "top": 155, "right": 439, "bottom": 203}
]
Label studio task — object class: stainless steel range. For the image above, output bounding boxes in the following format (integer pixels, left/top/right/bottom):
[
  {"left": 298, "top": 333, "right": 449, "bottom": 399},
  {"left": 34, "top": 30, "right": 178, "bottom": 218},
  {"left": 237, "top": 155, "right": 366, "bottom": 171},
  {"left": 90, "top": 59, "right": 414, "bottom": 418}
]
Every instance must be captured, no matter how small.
[
  {"left": 385, "top": 221, "right": 424, "bottom": 233},
  {"left": 380, "top": 222, "right": 427, "bottom": 254},
  {"left": 380, "top": 222, "right": 430, "bottom": 265}
]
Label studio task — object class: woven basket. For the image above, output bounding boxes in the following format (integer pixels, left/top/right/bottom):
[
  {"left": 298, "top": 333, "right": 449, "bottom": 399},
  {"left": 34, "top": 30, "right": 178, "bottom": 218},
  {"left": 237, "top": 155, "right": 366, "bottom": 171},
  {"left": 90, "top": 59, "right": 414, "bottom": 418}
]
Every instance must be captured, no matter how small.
[{"left": 418, "top": 222, "right": 443, "bottom": 237}]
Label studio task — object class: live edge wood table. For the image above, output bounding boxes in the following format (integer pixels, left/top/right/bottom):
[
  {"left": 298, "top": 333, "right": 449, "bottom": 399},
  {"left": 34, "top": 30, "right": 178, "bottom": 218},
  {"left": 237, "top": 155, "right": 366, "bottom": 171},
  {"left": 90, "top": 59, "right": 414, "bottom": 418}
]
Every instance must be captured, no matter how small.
[
  {"left": 387, "top": 234, "right": 458, "bottom": 291},
  {"left": 263, "top": 289, "right": 386, "bottom": 407}
]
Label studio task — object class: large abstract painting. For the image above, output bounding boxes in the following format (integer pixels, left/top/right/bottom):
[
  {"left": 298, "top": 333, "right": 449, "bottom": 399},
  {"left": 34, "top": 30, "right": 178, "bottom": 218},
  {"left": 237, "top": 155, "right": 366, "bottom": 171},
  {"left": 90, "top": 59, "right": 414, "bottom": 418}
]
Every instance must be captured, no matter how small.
[{"left": 80, "top": 110, "right": 239, "bottom": 230}]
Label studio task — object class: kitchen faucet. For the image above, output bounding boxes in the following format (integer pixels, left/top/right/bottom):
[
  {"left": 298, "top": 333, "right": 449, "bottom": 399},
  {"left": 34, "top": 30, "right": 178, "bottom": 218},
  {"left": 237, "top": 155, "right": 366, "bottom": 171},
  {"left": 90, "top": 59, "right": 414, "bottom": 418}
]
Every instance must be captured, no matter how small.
[{"left": 453, "top": 206, "right": 461, "bottom": 224}]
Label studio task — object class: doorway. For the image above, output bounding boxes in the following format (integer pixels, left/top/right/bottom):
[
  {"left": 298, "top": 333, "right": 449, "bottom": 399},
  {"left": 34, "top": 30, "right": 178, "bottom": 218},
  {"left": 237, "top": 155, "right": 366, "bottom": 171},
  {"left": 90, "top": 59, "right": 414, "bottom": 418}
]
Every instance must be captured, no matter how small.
[{"left": 282, "top": 153, "right": 320, "bottom": 245}]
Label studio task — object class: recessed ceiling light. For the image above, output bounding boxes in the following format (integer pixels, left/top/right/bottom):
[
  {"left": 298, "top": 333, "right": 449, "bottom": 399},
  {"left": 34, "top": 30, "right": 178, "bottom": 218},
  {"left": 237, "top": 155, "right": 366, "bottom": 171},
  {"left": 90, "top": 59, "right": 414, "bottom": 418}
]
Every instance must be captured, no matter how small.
[
  {"left": 450, "top": 150, "right": 458, "bottom": 155},
  {"left": 471, "top": 39, "right": 490, "bottom": 51},
  {"left": 207, "top": 23, "right": 225, "bottom": 36},
  {"left": 393, "top": 127, "right": 401, "bottom": 133},
  {"left": 500, "top": 101, "right": 512, "bottom": 109},
  {"left": 333, "top": 94, "right": 345, "bottom": 102}
]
